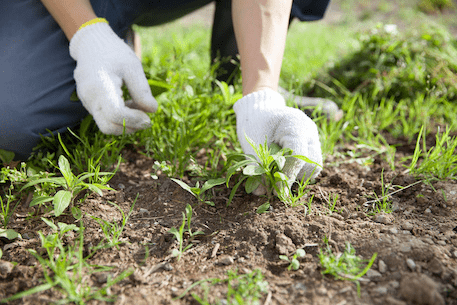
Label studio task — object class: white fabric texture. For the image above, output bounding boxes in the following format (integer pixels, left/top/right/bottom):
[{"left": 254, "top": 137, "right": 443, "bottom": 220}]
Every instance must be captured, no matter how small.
[
  {"left": 233, "top": 89, "right": 323, "bottom": 186},
  {"left": 69, "top": 22, "right": 157, "bottom": 135}
]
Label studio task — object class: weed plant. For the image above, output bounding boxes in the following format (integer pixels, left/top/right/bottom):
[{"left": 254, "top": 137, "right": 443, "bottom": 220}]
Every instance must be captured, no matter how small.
[
  {"left": 1, "top": 221, "right": 132, "bottom": 304},
  {"left": 319, "top": 242, "right": 377, "bottom": 296},
  {"left": 226, "top": 138, "right": 320, "bottom": 206},
  {"left": 176, "top": 269, "right": 268, "bottom": 305},
  {"left": 279, "top": 249, "right": 306, "bottom": 271},
  {"left": 21, "top": 155, "right": 114, "bottom": 217},
  {"left": 409, "top": 126, "right": 457, "bottom": 179},
  {"left": 168, "top": 204, "right": 204, "bottom": 261}
]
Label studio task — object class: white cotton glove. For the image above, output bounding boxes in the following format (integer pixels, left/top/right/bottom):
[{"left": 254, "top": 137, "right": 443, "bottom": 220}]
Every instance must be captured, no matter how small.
[
  {"left": 234, "top": 89, "right": 323, "bottom": 192},
  {"left": 69, "top": 22, "right": 158, "bottom": 135}
]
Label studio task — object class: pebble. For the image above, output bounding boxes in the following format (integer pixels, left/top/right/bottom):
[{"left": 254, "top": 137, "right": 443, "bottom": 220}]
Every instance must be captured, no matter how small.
[
  {"left": 373, "top": 286, "right": 388, "bottom": 295},
  {"left": 436, "top": 240, "right": 446, "bottom": 246},
  {"left": 378, "top": 260, "right": 387, "bottom": 273},
  {"left": 389, "top": 281, "right": 400, "bottom": 289},
  {"left": 453, "top": 250, "right": 457, "bottom": 258},
  {"left": 218, "top": 256, "right": 234, "bottom": 266},
  {"left": 0, "top": 261, "right": 14, "bottom": 276},
  {"left": 422, "top": 238, "right": 434, "bottom": 245},
  {"left": 373, "top": 213, "right": 394, "bottom": 225},
  {"left": 424, "top": 208, "right": 431, "bottom": 214},
  {"left": 406, "top": 258, "right": 416, "bottom": 271},
  {"left": 388, "top": 228, "right": 399, "bottom": 234},
  {"left": 139, "top": 208, "right": 149, "bottom": 214},
  {"left": 401, "top": 222, "right": 413, "bottom": 231},
  {"left": 366, "top": 269, "right": 382, "bottom": 279}
]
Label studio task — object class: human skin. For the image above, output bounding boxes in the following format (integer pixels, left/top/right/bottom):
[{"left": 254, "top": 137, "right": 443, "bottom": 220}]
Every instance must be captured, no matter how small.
[
  {"left": 232, "top": 0, "right": 293, "bottom": 96},
  {"left": 40, "top": 0, "right": 292, "bottom": 97}
]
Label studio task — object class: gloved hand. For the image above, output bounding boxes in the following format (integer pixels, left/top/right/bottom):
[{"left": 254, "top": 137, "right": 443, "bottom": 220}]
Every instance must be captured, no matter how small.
[
  {"left": 233, "top": 89, "right": 322, "bottom": 193},
  {"left": 69, "top": 22, "right": 157, "bottom": 135}
]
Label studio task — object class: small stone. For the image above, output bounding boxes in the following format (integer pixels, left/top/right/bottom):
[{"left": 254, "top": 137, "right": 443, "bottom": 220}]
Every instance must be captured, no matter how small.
[
  {"left": 218, "top": 256, "right": 234, "bottom": 266},
  {"left": 0, "top": 261, "right": 14, "bottom": 276},
  {"left": 378, "top": 260, "right": 388, "bottom": 273},
  {"left": 373, "top": 286, "right": 388, "bottom": 295},
  {"left": 163, "top": 263, "right": 173, "bottom": 271},
  {"left": 118, "top": 183, "right": 125, "bottom": 190},
  {"left": 406, "top": 258, "right": 416, "bottom": 271},
  {"left": 452, "top": 250, "right": 457, "bottom": 258},
  {"left": 373, "top": 213, "right": 394, "bottom": 225},
  {"left": 139, "top": 208, "right": 148, "bottom": 214},
  {"left": 389, "top": 281, "right": 400, "bottom": 289},
  {"left": 424, "top": 208, "right": 431, "bottom": 214},
  {"left": 401, "top": 222, "right": 413, "bottom": 231},
  {"left": 365, "top": 269, "right": 382, "bottom": 279},
  {"left": 422, "top": 238, "right": 435, "bottom": 245},
  {"left": 388, "top": 228, "right": 399, "bottom": 234},
  {"left": 436, "top": 240, "right": 446, "bottom": 246}
]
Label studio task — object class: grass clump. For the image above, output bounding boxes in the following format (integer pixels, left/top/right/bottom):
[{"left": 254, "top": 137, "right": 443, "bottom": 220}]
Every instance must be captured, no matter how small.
[
  {"left": 319, "top": 241, "right": 377, "bottom": 296},
  {"left": 302, "top": 23, "right": 457, "bottom": 104},
  {"left": 409, "top": 125, "right": 457, "bottom": 180},
  {"left": 176, "top": 269, "right": 269, "bottom": 305}
]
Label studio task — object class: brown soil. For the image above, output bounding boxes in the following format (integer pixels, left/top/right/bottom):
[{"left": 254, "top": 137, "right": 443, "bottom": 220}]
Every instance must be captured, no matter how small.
[
  {"left": 1, "top": 2, "right": 457, "bottom": 305},
  {"left": 1, "top": 136, "right": 457, "bottom": 304}
]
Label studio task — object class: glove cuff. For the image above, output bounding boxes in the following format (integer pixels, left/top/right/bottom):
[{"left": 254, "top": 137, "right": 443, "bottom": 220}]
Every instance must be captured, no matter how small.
[
  {"left": 233, "top": 89, "right": 286, "bottom": 115},
  {"left": 69, "top": 22, "right": 122, "bottom": 60}
]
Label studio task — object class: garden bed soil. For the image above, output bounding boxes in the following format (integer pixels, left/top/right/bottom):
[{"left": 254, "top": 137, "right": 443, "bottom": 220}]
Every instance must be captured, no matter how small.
[{"left": 1, "top": 140, "right": 457, "bottom": 304}]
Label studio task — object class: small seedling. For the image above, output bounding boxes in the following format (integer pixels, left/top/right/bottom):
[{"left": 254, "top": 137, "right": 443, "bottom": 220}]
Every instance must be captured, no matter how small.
[
  {"left": 168, "top": 204, "right": 204, "bottom": 260},
  {"left": 91, "top": 196, "right": 137, "bottom": 249},
  {"left": 20, "top": 155, "right": 114, "bottom": 217},
  {"left": 171, "top": 178, "right": 225, "bottom": 206},
  {"left": 176, "top": 269, "right": 268, "bottom": 304},
  {"left": 256, "top": 201, "right": 270, "bottom": 214},
  {"left": 366, "top": 169, "right": 394, "bottom": 215},
  {"left": 318, "top": 241, "right": 377, "bottom": 296},
  {"left": 279, "top": 249, "right": 306, "bottom": 271},
  {"left": 327, "top": 193, "right": 339, "bottom": 215}
]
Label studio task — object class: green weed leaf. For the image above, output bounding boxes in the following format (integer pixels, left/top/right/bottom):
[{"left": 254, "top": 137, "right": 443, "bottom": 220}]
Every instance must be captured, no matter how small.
[
  {"left": 0, "top": 228, "right": 21, "bottom": 240},
  {"left": 53, "top": 190, "right": 72, "bottom": 217},
  {"left": 58, "top": 155, "right": 73, "bottom": 186},
  {"left": 243, "top": 165, "right": 266, "bottom": 176},
  {"left": 201, "top": 178, "right": 226, "bottom": 193},
  {"left": 29, "top": 196, "right": 54, "bottom": 207},
  {"left": 245, "top": 176, "right": 262, "bottom": 194},
  {"left": 256, "top": 202, "right": 270, "bottom": 214}
]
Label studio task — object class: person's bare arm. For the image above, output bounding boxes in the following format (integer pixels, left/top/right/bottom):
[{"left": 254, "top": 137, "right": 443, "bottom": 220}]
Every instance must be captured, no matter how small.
[
  {"left": 41, "top": 0, "right": 97, "bottom": 40},
  {"left": 232, "top": 0, "right": 293, "bottom": 95}
]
